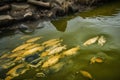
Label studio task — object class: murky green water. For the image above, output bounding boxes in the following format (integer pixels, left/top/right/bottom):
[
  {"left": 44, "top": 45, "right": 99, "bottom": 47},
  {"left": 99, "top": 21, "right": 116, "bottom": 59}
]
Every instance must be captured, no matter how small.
[{"left": 0, "top": 1, "right": 120, "bottom": 80}]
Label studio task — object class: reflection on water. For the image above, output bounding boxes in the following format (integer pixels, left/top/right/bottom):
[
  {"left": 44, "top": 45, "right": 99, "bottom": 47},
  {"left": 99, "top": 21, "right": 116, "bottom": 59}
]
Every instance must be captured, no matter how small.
[
  {"left": 52, "top": 1, "right": 120, "bottom": 32},
  {"left": 0, "top": 1, "right": 120, "bottom": 80}
]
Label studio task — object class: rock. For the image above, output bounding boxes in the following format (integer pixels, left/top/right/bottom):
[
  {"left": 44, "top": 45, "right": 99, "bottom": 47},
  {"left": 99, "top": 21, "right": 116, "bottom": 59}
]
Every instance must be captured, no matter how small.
[
  {"left": 24, "top": 11, "right": 33, "bottom": 18},
  {"left": 0, "top": 4, "right": 11, "bottom": 12},
  {"left": 18, "top": 24, "right": 35, "bottom": 34},
  {"left": 0, "top": 15, "right": 13, "bottom": 21},
  {"left": 28, "top": 0, "right": 51, "bottom": 8},
  {"left": 11, "top": 4, "right": 30, "bottom": 11}
]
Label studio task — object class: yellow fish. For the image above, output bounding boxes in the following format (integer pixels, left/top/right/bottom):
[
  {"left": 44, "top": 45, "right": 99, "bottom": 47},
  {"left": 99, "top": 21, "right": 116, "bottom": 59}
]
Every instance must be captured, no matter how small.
[
  {"left": 0, "top": 53, "right": 9, "bottom": 59},
  {"left": 80, "top": 70, "right": 93, "bottom": 79},
  {"left": 9, "top": 50, "right": 25, "bottom": 58},
  {"left": 42, "top": 55, "right": 61, "bottom": 68},
  {"left": 21, "top": 46, "right": 44, "bottom": 57},
  {"left": 12, "top": 43, "right": 32, "bottom": 52},
  {"left": 44, "top": 39, "right": 62, "bottom": 47},
  {"left": 25, "top": 44, "right": 40, "bottom": 50},
  {"left": 98, "top": 36, "right": 106, "bottom": 46},
  {"left": 40, "top": 51, "right": 49, "bottom": 57},
  {"left": 46, "top": 43, "right": 61, "bottom": 52},
  {"left": 5, "top": 76, "right": 13, "bottom": 80},
  {"left": 90, "top": 56, "right": 96, "bottom": 64},
  {"left": 42, "top": 39, "right": 59, "bottom": 45},
  {"left": 62, "top": 46, "right": 80, "bottom": 56},
  {"left": 90, "top": 56, "right": 104, "bottom": 64},
  {"left": 83, "top": 36, "right": 99, "bottom": 46},
  {"left": 20, "top": 35, "right": 31, "bottom": 40},
  {"left": 26, "top": 37, "right": 42, "bottom": 43},
  {"left": 40, "top": 45, "right": 65, "bottom": 57},
  {"left": 6, "top": 64, "right": 24, "bottom": 77},
  {"left": 50, "top": 62, "right": 65, "bottom": 73},
  {"left": 48, "top": 45, "right": 66, "bottom": 55},
  {"left": 6, "top": 63, "right": 29, "bottom": 80},
  {"left": 40, "top": 43, "right": 61, "bottom": 57},
  {"left": 95, "top": 57, "right": 103, "bottom": 63}
]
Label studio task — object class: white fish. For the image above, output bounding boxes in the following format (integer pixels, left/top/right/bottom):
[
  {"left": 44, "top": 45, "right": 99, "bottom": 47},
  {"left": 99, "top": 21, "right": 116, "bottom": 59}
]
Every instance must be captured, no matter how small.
[
  {"left": 83, "top": 36, "right": 99, "bottom": 46},
  {"left": 98, "top": 36, "right": 106, "bottom": 46}
]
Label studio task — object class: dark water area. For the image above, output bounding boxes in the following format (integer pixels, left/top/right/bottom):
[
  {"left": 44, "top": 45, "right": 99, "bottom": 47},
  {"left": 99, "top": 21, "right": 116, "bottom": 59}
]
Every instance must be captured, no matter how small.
[{"left": 0, "top": 1, "right": 120, "bottom": 80}]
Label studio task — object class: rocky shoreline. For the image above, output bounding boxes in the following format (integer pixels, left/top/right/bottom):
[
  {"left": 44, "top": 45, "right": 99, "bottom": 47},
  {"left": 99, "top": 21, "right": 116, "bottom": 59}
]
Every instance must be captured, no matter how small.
[{"left": 0, "top": 0, "right": 116, "bottom": 31}]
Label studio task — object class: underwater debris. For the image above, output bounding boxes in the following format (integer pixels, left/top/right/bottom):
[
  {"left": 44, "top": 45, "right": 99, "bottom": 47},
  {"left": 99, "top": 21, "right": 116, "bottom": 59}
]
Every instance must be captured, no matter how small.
[{"left": 83, "top": 36, "right": 99, "bottom": 46}]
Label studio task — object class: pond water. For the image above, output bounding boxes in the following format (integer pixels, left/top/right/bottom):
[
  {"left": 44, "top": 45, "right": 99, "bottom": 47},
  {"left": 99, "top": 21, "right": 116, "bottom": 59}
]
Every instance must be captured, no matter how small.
[{"left": 0, "top": 1, "right": 120, "bottom": 80}]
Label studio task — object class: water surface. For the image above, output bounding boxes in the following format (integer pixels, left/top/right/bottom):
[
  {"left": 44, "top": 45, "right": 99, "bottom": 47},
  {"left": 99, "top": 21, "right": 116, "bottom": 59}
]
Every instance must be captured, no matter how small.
[{"left": 0, "top": 1, "right": 120, "bottom": 80}]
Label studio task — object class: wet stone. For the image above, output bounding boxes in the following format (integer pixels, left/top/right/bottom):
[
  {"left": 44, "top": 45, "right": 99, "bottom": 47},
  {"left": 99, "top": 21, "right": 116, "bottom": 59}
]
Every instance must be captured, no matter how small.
[{"left": 18, "top": 24, "right": 35, "bottom": 34}]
